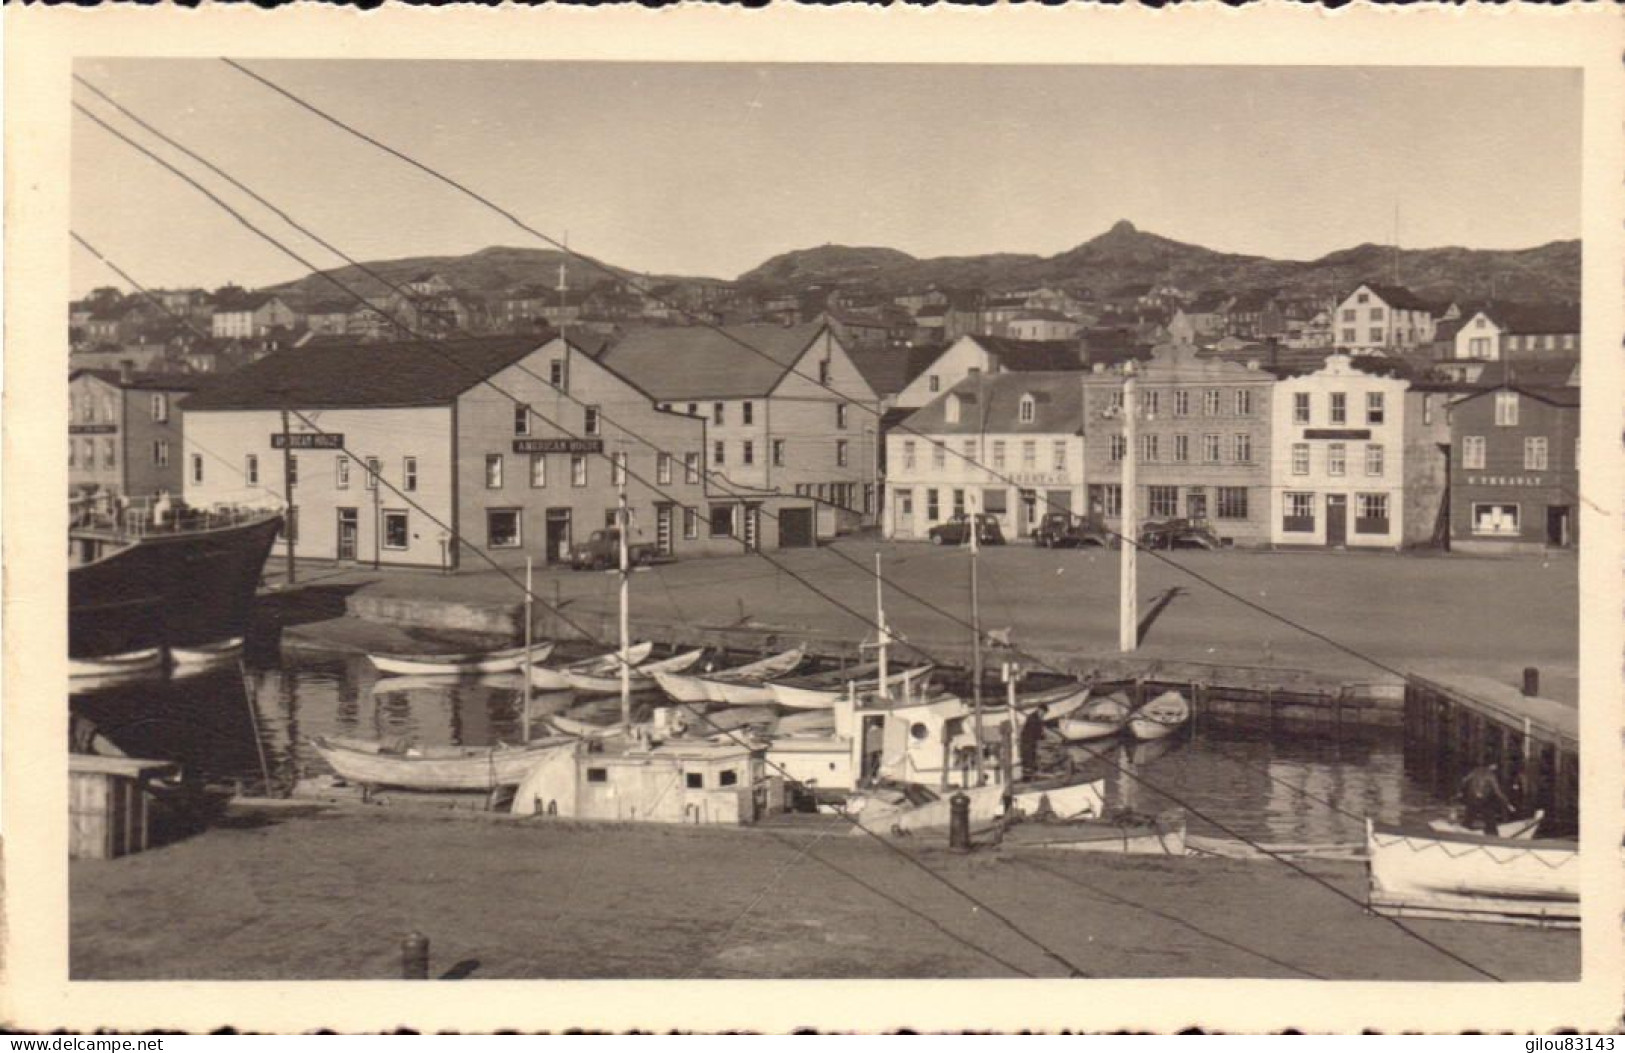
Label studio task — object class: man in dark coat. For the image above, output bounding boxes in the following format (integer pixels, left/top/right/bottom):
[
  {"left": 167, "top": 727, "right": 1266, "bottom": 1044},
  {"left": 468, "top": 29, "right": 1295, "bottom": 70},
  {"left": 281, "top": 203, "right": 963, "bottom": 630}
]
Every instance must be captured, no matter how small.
[
  {"left": 1018, "top": 708, "right": 1046, "bottom": 781},
  {"left": 1460, "top": 762, "right": 1513, "bottom": 837}
]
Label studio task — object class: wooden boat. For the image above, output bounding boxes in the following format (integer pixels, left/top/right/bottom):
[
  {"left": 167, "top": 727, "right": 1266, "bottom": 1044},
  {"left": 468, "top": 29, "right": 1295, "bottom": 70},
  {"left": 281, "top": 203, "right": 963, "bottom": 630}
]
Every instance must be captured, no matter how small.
[
  {"left": 369, "top": 641, "right": 555, "bottom": 677},
  {"left": 655, "top": 648, "right": 807, "bottom": 706},
  {"left": 70, "top": 647, "right": 164, "bottom": 679},
  {"left": 1365, "top": 820, "right": 1578, "bottom": 927},
  {"left": 770, "top": 663, "right": 934, "bottom": 710},
  {"left": 528, "top": 641, "right": 654, "bottom": 691},
  {"left": 566, "top": 647, "right": 706, "bottom": 695},
  {"left": 1057, "top": 694, "right": 1130, "bottom": 742},
  {"left": 1016, "top": 682, "right": 1093, "bottom": 721},
  {"left": 309, "top": 734, "right": 574, "bottom": 791},
  {"left": 169, "top": 637, "right": 245, "bottom": 672},
  {"left": 848, "top": 782, "right": 1008, "bottom": 836},
  {"left": 1002, "top": 813, "right": 1188, "bottom": 856},
  {"left": 1010, "top": 779, "right": 1106, "bottom": 821},
  {"left": 1127, "top": 690, "right": 1190, "bottom": 741},
  {"left": 1428, "top": 809, "right": 1545, "bottom": 841}
]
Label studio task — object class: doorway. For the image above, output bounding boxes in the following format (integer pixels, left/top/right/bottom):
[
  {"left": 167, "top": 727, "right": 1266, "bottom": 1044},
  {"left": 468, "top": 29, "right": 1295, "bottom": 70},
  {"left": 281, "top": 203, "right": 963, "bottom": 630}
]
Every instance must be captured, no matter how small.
[
  {"left": 894, "top": 489, "right": 914, "bottom": 538},
  {"left": 655, "top": 503, "right": 674, "bottom": 555},
  {"left": 1185, "top": 491, "right": 1207, "bottom": 522},
  {"left": 545, "top": 508, "right": 572, "bottom": 564},
  {"left": 1546, "top": 505, "right": 1572, "bottom": 547},
  {"left": 1325, "top": 494, "right": 1347, "bottom": 547},
  {"left": 336, "top": 507, "right": 359, "bottom": 561}
]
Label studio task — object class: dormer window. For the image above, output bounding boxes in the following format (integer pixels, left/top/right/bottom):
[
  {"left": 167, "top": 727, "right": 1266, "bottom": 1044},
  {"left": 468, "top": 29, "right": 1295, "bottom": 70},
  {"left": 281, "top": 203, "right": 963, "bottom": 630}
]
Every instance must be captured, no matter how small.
[
  {"left": 945, "top": 394, "right": 961, "bottom": 424},
  {"left": 1018, "top": 395, "right": 1036, "bottom": 423}
]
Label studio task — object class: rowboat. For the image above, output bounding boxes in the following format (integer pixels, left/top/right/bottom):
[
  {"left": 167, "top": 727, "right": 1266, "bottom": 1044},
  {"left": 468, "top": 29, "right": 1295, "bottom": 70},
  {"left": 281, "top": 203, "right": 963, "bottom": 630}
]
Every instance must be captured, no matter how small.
[
  {"left": 309, "top": 734, "right": 574, "bottom": 791},
  {"left": 528, "top": 641, "right": 654, "bottom": 691},
  {"left": 770, "top": 663, "right": 934, "bottom": 710},
  {"left": 847, "top": 782, "right": 1008, "bottom": 836},
  {"left": 1010, "top": 779, "right": 1106, "bottom": 821},
  {"left": 169, "top": 637, "right": 245, "bottom": 671},
  {"left": 655, "top": 648, "right": 807, "bottom": 706},
  {"left": 1016, "top": 682, "right": 1093, "bottom": 721},
  {"left": 369, "top": 641, "right": 555, "bottom": 677},
  {"left": 547, "top": 713, "right": 641, "bottom": 741},
  {"left": 1365, "top": 820, "right": 1578, "bottom": 927},
  {"left": 566, "top": 647, "right": 706, "bottom": 695},
  {"left": 1002, "top": 813, "right": 1188, "bottom": 856},
  {"left": 1428, "top": 809, "right": 1545, "bottom": 841},
  {"left": 1057, "top": 694, "right": 1130, "bottom": 742},
  {"left": 70, "top": 647, "right": 164, "bottom": 679},
  {"left": 1127, "top": 690, "right": 1190, "bottom": 741}
]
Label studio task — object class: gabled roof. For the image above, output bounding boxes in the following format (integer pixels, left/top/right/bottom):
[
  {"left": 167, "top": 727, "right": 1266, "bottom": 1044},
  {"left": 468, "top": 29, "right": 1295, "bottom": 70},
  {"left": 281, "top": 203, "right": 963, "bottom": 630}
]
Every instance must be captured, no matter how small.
[
  {"left": 182, "top": 334, "right": 558, "bottom": 411},
  {"left": 1482, "top": 302, "right": 1581, "bottom": 335},
  {"left": 213, "top": 292, "right": 286, "bottom": 314},
  {"left": 70, "top": 368, "right": 215, "bottom": 393},
  {"left": 1471, "top": 355, "right": 1580, "bottom": 392},
  {"left": 847, "top": 345, "right": 940, "bottom": 398},
  {"left": 1011, "top": 309, "right": 1077, "bottom": 324},
  {"left": 899, "top": 371, "right": 1084, "bottom": 437},
  {"left": 1432, "top": 318, "right": 1467, "bottom": 345},
  {"left": 1454, "top": 381, "right": 1580, "bottom": 409},
  {"left": 1354, "top": 282, "right": 1432, "bottom": 312},
  {"left": 1229, "top": 289, "right": 1279, "bottom": 313},
  {"left": 966, "top": 334, "right": 1082, "bottom": 372},
  {"left": 601, "top": 322, "right": 831, "bottom": 400}
]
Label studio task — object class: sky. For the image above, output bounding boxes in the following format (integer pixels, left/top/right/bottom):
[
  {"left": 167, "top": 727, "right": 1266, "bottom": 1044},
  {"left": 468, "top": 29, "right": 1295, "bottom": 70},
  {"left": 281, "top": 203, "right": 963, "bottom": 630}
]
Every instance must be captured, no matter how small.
[{"left": 70, "top": 60, "right": 1582, "bottom": 297}]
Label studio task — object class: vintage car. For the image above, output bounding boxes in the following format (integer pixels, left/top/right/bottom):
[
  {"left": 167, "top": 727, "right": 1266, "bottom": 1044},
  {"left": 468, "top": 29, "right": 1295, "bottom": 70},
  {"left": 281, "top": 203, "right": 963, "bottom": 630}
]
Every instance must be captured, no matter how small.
[
  {"left": 569, "top": 528, "right": 663, "bottom": 570},
  {"left": 1137, "top": 517, "right": 1225, "bottom": 551},
  {"left": 928, "top": 513, "right": 1006, "bottom": 547},
  {"left": 1033, "top": 512, "right": 1114, "bottom": 549}
]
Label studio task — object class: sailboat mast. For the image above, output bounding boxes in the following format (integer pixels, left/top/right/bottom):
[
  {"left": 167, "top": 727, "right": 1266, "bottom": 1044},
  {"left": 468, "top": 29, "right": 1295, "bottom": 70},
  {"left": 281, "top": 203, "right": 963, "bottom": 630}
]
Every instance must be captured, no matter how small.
[
  {"left": 875, "top": 551, "right": 890, "bottom": 700},
  {"left": 523, "top": 556, "right": 534, "bottom": 742},
  {"left": 618, "top": 462, "right": 631, "bottom": 734},
  {"left": 1120, "top": 369, "right": 1139, "bottom": 653},
  {"left": 970, "top": 490, "right": 984, "bottom": 785}
]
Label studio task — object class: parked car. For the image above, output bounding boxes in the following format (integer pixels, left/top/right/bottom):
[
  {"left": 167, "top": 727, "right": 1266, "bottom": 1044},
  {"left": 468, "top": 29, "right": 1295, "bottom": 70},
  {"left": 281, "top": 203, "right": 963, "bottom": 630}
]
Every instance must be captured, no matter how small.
[
  {"left": 1033, "top": 512, "right": 1114, "bottom": 549},
  {"left": 928, "top": 513, "right": 1005, "bottom": 547},
  {"left": 569, "top": 528, "right": 662, "bottom": 570},
  {"left": 1138, "top": 517, "right": 1224, "bottom": 551}
]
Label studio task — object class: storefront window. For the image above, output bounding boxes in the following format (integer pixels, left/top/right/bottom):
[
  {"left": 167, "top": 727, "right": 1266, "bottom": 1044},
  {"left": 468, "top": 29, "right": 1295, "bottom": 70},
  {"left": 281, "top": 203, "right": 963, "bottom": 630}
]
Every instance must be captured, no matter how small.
[{"left": 1472, "top": 503, "right": 1520, "bottom": 536}]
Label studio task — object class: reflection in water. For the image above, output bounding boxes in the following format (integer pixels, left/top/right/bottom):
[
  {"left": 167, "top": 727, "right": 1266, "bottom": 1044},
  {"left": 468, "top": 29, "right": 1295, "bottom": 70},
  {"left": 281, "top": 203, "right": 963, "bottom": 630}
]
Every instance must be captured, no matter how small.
[{"left": 72, "top": 652, "right": 1444, "bottom": 842}]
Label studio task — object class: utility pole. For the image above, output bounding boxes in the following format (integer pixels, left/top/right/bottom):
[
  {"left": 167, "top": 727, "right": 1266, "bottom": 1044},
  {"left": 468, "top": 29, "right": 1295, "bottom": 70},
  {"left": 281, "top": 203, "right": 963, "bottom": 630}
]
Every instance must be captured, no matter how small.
[
  {"left": 523, "top": 557, "right": 534, "bottom": 743},
  {"left": 1120, "top": 368, "right": 1138, "bottom": 653},
  {"left": 875, "top": 551, "right": 891, "bottom": 701},
  {"left": 371, "top": 457, "right": 381, "bottom": 570},
  {"left": 618, "top": 458, "right": 631, "bottom": 734},
  {"left": 969, "top": 489, "right": 984, "bottom": 785},
  {"left": 278, "top": 402, "right": 296, "bottom": 586}
]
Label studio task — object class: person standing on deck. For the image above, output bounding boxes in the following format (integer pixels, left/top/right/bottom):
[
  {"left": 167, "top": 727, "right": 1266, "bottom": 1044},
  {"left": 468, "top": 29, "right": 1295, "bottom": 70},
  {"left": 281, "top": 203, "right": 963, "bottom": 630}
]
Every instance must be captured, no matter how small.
[
  {"left": 1460, "top": 762, "right": 1513, "bottom": 837},
  {"left": 1018, "top": 708, "right": 1045, "bottom": 781}
]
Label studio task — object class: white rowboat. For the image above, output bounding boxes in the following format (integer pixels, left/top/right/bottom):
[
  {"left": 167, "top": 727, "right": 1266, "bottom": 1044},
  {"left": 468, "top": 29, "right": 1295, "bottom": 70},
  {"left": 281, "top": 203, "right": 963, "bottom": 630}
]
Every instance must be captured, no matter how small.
[
  {"left": 70, "top": 647, "right": 164, "bottom": 679},
  {"left": 1057, "top": 694, "right": 1130, "bottom": 742},
  {"left": 566, "top": 647, "right": 706, "bottom": 695},
  {"left": 528, "top": 642, "right": 654, "bottom": 691},
  {"left": 1127, "top": 690, "right": 1190, "bottom": 741},
  {"left": 1428, "top": 809, "right": 1545, "bottom": 841},
  {"left": 370, "top": 642, "right": 555, "bottom": 676},
  {"left": 310, "top": 734, "right": 575, "bottom": 791},
  {"left": 1366, "top": 820, "right": 1578, "bottom": 927},
  {"left": 653, "top": 647, "right": 805, "bottom": 706},
  {"left": 170, "top": 637, "right": 245, "bottom": 670},
  {"left": 1011, "top": 779, "right": 1106, "bottom": 821},
  {"left": 770, "top": 663, "right": 934, "bottom": 710}
]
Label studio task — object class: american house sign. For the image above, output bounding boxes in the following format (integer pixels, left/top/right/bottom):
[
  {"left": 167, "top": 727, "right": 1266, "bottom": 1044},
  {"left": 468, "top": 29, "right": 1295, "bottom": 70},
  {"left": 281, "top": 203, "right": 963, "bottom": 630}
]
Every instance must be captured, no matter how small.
[
  {"left": 513, "top": 438, "right": 605, "bottom": 454},
  {"left": 69, "top": 424, "right": 117, "bottom": 435},
  {"left": 1006, "top": 471, "right": 1068, "bottom": 487},
  {"left": 272, "top": 433, "right": 345, "bottom": 449}
]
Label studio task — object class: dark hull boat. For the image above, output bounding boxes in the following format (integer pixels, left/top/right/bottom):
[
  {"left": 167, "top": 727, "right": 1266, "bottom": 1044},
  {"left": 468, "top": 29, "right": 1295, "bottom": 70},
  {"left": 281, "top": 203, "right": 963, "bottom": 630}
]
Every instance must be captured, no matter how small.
[{"left": 69, "top": 504, "right": 284, "bottom": 660}]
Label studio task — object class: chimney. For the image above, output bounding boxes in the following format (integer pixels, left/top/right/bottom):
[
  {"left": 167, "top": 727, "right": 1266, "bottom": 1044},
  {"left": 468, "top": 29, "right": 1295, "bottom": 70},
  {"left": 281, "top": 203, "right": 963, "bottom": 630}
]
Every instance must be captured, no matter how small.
[
  {"left": 1522, "top": 667, "right": 1540, "bottom": 697},
  {"left": 1246, "top": 359, "right": 1260, "bottom": 372},
  {"left": 119, "top": 359, "right": 134, "bottom": 384},
  {"left": 1092, "top": 362, "right": 1105, "bottom": 374}
]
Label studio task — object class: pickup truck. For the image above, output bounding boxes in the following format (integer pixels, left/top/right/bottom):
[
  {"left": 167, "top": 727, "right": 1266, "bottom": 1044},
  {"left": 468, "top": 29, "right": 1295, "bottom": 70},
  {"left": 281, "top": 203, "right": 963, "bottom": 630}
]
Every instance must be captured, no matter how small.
[
  {"left": 1033, "top": 512, "right": 1113, "bottom": 549},
  {"left": 569, "top": 528, "right": 662, "bottom": 570},
  {"left": 1138, "top": 517, "right": 1225, "bottom": 551}
]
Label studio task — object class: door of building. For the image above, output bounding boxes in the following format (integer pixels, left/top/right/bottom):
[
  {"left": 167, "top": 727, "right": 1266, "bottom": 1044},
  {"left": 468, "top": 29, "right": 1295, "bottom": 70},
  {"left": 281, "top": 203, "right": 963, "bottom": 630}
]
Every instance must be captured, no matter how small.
[
  {"left": 1185, "top": 491, "right": 1208, "bottom": 522},
  {"left": 336, "top": 508, "right": 359, "bottom": 561},
  {"left": 1018, "top": 489, "right": 1037, "bottom": 535},
  {"left": 1546, "top": 505, "right": 1572, "bottom": 547},
  {"left": 743, "top": 503, "right": 761, "bottom": 552},
  {"left": 1325, "top": 494, "right": 1347, "bottom": 547},
  {"left": 545, "top": 508, "right": 572, "bottom": 564},
  {"left": 655, "top": 503, "right": 674, "bottom": 555},
  {"left": 895, "top": 489, "right": 915, "bottom": 538},
  {"left": 778, "top": 507, "right": 814, "bottom": 548}
]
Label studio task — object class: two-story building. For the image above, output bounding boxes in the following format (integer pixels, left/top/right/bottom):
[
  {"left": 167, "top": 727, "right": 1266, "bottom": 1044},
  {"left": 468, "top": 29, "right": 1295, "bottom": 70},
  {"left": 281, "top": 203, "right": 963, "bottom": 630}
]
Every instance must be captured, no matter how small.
[
  {"left": 601, "top": 322, "right": 881, "bottom": 537},
  {"left": 1332, "top": 283, "right": 1437, "bottom": 356},
  {"left": 1008, "top": 310, "right": 1083, "bottom": 343},
  {"left": 895, "top": 334, "right": 1083, "bottom": 413},
  {"left": 883, "top": 372, "right": 1086, "bottom": 541},
  {"left": 69, "top": 365, "right": 210, "bottom": 501},
  {"left": 1079, "top": 341, "right": 1277, "bottom": 546},
  {"left": 1443, "top": 302, "right": 1581, "bottom": 383},
  {"left": 182, "top": 334, "right": 815, "bottom": 571},
  {"left": 211, "top": 294, "right": 299, "bottom": 340},
  {"left": 1449, "top": 382, "right": 1579, "bottom": 553},
  {"left": 1267, "top": 354, "right": 1451, "bottom": 549}
]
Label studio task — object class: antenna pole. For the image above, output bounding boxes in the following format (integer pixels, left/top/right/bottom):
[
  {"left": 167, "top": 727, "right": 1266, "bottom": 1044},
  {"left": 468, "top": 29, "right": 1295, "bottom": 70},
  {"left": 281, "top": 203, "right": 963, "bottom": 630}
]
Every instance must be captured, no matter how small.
[
  {"left": 618, "top": 457, "right": 631, "bottom": 734},
  {"left": 278, "top": 400, "right": 296, "bottom": 586},
  {"left": 875, "top": 550, "right": 890, "bottom": 701},
  {"left": 1120, "top": 370, "right": 1139, "bottom": 652}
]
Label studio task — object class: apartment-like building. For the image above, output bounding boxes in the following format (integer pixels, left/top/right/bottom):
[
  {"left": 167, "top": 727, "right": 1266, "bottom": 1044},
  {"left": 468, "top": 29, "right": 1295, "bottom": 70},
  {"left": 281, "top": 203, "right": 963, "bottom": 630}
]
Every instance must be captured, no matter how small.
[
  {"left": 69, "top": 365, "right": 211, "bottom": 501},
  {"left": 1331, "top": 283, "right": 1437, "bottom": 355},
  {"left": 1449, "top": 382, "right": 1579, "bottom": 552}
]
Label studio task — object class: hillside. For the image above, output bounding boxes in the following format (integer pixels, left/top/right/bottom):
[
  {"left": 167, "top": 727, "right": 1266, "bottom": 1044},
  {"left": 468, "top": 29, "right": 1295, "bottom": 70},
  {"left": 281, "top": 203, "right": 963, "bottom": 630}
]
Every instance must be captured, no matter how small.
[
  {"left": 265, "top": 245, "right": 713, "bottom": 307},
  {"left": 735, "top": 220, "right": 1582, "bottom": 304}
]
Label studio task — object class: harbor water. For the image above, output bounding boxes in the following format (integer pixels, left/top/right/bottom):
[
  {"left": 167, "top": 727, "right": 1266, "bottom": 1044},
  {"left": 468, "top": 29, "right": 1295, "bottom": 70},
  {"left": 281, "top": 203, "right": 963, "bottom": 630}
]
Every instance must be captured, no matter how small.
[{"left": 71, "top": 649, "right": 1447, "bottom": 844}]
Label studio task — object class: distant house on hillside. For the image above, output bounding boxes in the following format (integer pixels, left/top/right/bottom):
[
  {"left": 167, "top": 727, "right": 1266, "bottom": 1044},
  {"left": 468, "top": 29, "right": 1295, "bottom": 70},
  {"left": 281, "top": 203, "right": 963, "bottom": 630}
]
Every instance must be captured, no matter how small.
[
  {"left": 1008, "top": 309, "right": 1082, "bottom": 342},
  {"left": 1331, "top": 283, "right": 1436, "bottom": 356},
  {"left": 1440, "top": 302, "right": 1580, "bottom": 384},
  {"left": 212, "top": 293, "right": 298, "bottom": 340},
  {"left": 404, "top": 272, "right": 454, "bottom": 297},
  {"left": 894, "top": 334, "right": 1083, "bottom": 412},
  {"left": 1226, "top": 289, "right": 1285, "bottom": 341}
]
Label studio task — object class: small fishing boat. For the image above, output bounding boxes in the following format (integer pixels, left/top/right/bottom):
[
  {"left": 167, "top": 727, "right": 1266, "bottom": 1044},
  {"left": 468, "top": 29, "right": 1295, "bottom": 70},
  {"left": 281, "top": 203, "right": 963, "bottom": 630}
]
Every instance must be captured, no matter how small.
[
  {"left": 1365, "top": 820, "right": 1578, "bottom": 927},
  {"left": 169, "top": 637, "right": 245, "bottom": 672},
  {"left": 1428, "top": 809, "right": 1545, "bottom": 841},
  {"left": 1001, "top": 812, "right": 1188, "bottom": 856},
  {"left": 847, "top": 782, "right": 1008, "bottom": 836},
  {"left": 1057, "top": 693, "right": 1131, "bottom": 742},
  {"left": 566, "top": 647, "right": 707, "bottom": 695},
  {"left": 770, "top": 662, "right": 934, "bottom": 710},
  {"left": 655, "top": 647, "right": 807, "bottom": 706},
  {"left": 1016, "top": 682, "right": 1093, "bottom": 721},
  {"left": 309, "top": 734, "right": 575, "bottom": 792},
  {"left": 1010, "top": 779, "right": 1107, "bottom": 821},
  {"left": 528, "top": 641, "right": 655, "bottom": 691},
  {"left": 1127, "top": 690, "right": 1190, "bottom": 741},
  {"left": 369, "top": 641, "right": 555, "bottom": 677},
  {"left": 70, "top": 647, "right": 164, "bottom": 680}
]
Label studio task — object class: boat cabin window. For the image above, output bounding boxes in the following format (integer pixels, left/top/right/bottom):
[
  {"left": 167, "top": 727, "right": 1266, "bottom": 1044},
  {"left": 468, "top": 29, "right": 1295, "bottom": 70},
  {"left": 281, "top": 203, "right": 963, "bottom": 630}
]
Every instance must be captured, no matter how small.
[
  {"left": 910, "top": 722, "right": 929, "bottom": 741},
  {"left": 719, "top": 770, "right": 738, "bottom": 787},
  {"left": 586, "top": 768, "right": 608, "bottom": 783},
  {"left": 685, "top": 772, "right": 704, "bottom": 789}
]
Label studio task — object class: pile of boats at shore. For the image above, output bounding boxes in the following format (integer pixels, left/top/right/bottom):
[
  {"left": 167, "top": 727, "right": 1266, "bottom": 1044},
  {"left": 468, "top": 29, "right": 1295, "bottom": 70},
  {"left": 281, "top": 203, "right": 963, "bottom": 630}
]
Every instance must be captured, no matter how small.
[{"left": 306, "top": 639, "right": 1578, "bottom": 929}]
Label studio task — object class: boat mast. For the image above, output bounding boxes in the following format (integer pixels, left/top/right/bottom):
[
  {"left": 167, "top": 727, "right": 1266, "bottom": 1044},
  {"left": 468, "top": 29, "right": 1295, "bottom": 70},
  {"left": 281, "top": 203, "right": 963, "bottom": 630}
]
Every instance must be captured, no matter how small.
[
  {"left": 875, "top": 550, "right": 890, "bottom": 701},
  {"left": 523, "top": 555, "right": 534, "bottom": 742},
  {"left": 278, "top": 398, "right": 296, "bottom": 586},
  {"left": 970, "top": 488, "right": 984, "bottom": 785},
  {"left": 618, "top": 459, "right": 631, "bottom": 735}
]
